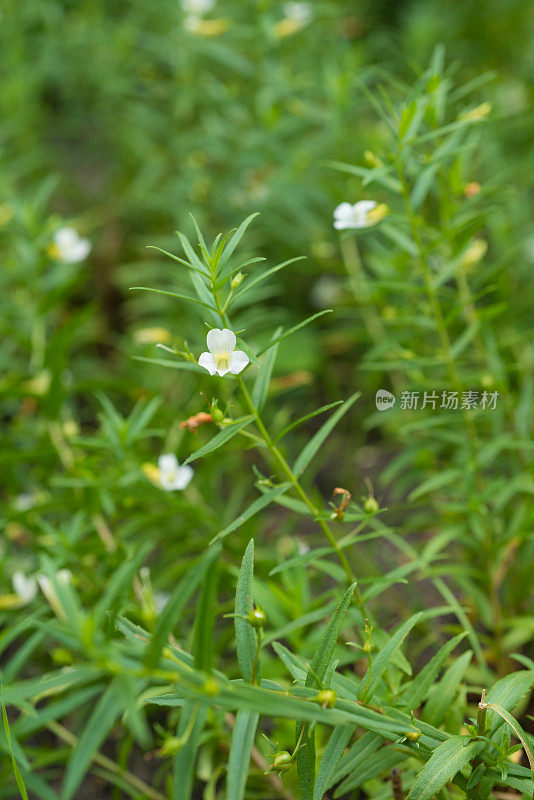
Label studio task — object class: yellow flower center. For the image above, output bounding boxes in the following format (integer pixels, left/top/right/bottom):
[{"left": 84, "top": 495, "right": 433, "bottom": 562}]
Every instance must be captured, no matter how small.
[{"left": 215, "top": 353, "right": 230, "bottom": 371}]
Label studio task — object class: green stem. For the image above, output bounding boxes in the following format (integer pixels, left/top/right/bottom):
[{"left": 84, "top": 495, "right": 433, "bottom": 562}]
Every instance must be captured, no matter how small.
[
  {"left": 210, "top": 266, "right": 364, "bottom": 605},
  {"left": 236, "top": 376, "right": 360, "bottom": 596}
]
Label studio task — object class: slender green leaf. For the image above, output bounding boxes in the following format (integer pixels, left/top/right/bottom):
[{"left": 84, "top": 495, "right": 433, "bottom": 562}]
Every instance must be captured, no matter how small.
[
  {"left": 173, "top": 703, "right": 208, "bottom": 800},
  {"left": 226, "top": 710, "right": 259, "bottom": 800},
  {"left": 129, "top": 286, "right": 216, "bottom": 311},
  {"left": 333, "top": 731, "right": 382, "bottom": 786},
  {"left": 210, "top": 483, "right": 291, "bottom": 545},
  {"left": 3, "top": 701, "right": 29, "bottom": 800},
  {"left": 145, "top": 546, "right": 220, "bottom": 667},
  {"left": 231, "top": 256, "right": 305, "bottom": 305},
  {"left": 358, "top": 612, "right": 423, "bottom": 702},
  {"left": 297, "top": 583, "right": 356, "bottom": 800},
  {"left": 293, "top": 393, "right": 360, "bottom": 478},
  {"left": 485, "top": 670, "right": 534, "bottom": 737},
  {"left": 335, "top": 747, "right": 404, "bottom": 796},
  {"left": 193, "top": 545, "right": 221, "bottom": 673},
  {"left": 256, "top": 310, "right": 332, "bottom": 358},
  {"left": 399, "top": 633, "right": 468, "bottom": 710},
  {"left": 407, "top": 736, "right": 485, "bottom": 800},
  {"left": 218, "top": 213, "right": 259, "bottom": 269},
  {"left": 422, "top": 651, "right": 472, "bottom": 725},
  {"left": 184, "top": 417, "right": 254, "bottom": 465},
  {"left": 314, "top": 725, "right": 356, "bottom": 800},
  {"left": 252, "top": 327, "right": 282, "bottom": 411},
  {"left": 273, "top": 401, "right": 343, "bottom": 445},
  {"left": 61, "top": 681, "right": 122, "bottom": 800},
  {"left": 146, "top": 245, "right": 210, "bottom": 277},
  {"left": 235, "top": 540, "right": 257, "bottom": 684}
]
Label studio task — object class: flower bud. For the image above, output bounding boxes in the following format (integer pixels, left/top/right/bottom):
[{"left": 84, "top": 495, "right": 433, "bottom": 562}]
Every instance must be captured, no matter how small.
[
  {"left": 404, "top": 728, "right": 421, "bottom": 742},
  {"left": 272, "top": 751, "right": 292, "bottom": 772},
  {"left": 461, "top": 239, "right": 487, "bottom": 269},
  {"left": 363, "top": 496, "right": 379, "bottom": 514},
  {"left": 210, "top": 406, "right": 225, "bottom": 424},
  {"left": 247, "top": 607, "right": 266, "bottom": 629},
  {"left": 314, "top": 689, "right": 336, "bottom": 708},
  {"left": 230, "top": 271, "right": 245, "bottom": 289}
]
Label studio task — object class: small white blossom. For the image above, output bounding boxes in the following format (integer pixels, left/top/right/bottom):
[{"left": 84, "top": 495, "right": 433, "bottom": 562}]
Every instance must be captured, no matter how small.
[
  {"left": 158, "top": 454, "right": 193, "bottom": 491},
  {"left": 154, "top": 592, "right": 170, "bottom": 613},
  {"left": 37, "top": 569, "right": 73, "bottom": 620},
  {"left": 284, "top": 2, "right": 312, "bottom": 24},
  {"left": 333, "top": 201, "right": 377, "bottom": 230},
  {"left": 53, "top": 227, "right": 91, "bottom": 263},
  {"left": 12, "top": 571, "right": 38, "bottom": 604},
  {"left": 181, "top": 0, "right": 215, "bottom": 14},
  {"left": 198, "top": 328, "right": 249, "bottom": 377}
]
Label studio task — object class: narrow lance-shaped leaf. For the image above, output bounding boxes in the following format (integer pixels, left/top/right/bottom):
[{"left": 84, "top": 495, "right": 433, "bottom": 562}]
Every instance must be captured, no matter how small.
[
  {"left": 193, "top": 543, "right": 221, "bottom": 673},
  {"left": 129, "top": 286, "right": 217, "bottom": 312},
  {"left": 173, "top": 703, "right": 208, "bottom": 800},
  {"left": 218, "top": 212, "right": 260, "bottom": 270},
  {"left": 358, "top": 612, "right": 423, "bottom": 702},
  {"left": 210, "top": 482, "right": 291, "bottom": 545},
  {"left": 256, "top": 310, "right": 333, "bottom": 358},
  {"left": 399, "top": 632, "right": 467, "bottom": 711},
  {"left": 422, "top": 650, "right": 472, "bottom": 726},
  {"left": 145, "top": 546, "right": 220, "bottom": 667},
  {"left": 226, "top": 710, "right": 260, "bottom": 800},
  {"left": 235, "top": 540, "right": 258, "bottom": 684},
  {"left": 293, "top": 393, "right": 360, "bottom": 478},
  {"left": 252, "top": 327, "right": 282, "bottom": 411},
  {"left": 313, "top": 724, "right": 356, "bottom": 800},
  {"left": 184, "top": 417, "right": 254, "bottom": 465},
  {"left": 298, "top": 583, "right": 357, "bottom": 800},
  {"left": 406, "top": 736, "right": 485, "bottom": 800},
  {"left": 2, "top": 701, "right": 29, "bottom": 800},
  {"left": 61, "top": 680, "right": 123, "bottom": 800},
  {"left": 485, "top": 670, "right": 534, "bottom": 737}
]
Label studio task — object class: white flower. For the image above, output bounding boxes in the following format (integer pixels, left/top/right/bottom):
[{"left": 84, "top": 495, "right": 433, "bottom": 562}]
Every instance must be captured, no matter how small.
[
  {"left": 181, "top": 0, "right": 215, "bottom": 14},
  {"left": 37, "top": 569, "right": 73, "bottom": 620},
  {"left": 198, "top": 328, "right": 249, "bottom": 376},
  {"left": 158, "top": 454, "right": 194, "bottom": 491},
  {"left": 154, "top": 592, "right": 170, "bottom": 613},
  {"left": 284, "top": 1, "right": 312, "bottom": 23},
  {"left": 12, "top": 571, "right": 38, "bottom": 604},
  {"left": 52, "top": 227, "right": 91, "bottom": 263},
  {"left": 333, "top": 201, "right": 377, "bottom": 230}
]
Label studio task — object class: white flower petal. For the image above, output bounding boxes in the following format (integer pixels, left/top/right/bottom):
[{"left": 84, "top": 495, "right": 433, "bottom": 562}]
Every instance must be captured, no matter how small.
[
  {"left": 159, "top": 454, "right": 178, "bottom": 472},
  {"left": 173, "top": 464, "right": 194, "bottom": 489},
  {"left": 206, "top": 328, "right": 236, "bottom": 356},
  {"left": 12, "top": 571, "right": 37, "bottom": 603},
  {"left": 160, "top": 464, "right": 193, "bottom": 491},
  {"left": 70, "top": 238, "right": 91, "bottom": 262},
  {"left": 228, "top": 350, "right": 249, "bottom": 374},
  {"left": 354, "top": 200, "right": 377, "bottom": 216},
  {"left": 54, "top": 227, "right": 78, "bottom": 249},
  {"left": 199, "top": 351, "right": 218, "bottom": 375},
  {"left": 334, "top": 219, "right": 353, "bottom": 230},
  {"left": 333, "top": 202, "right": 354, "bottom": 220}
]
